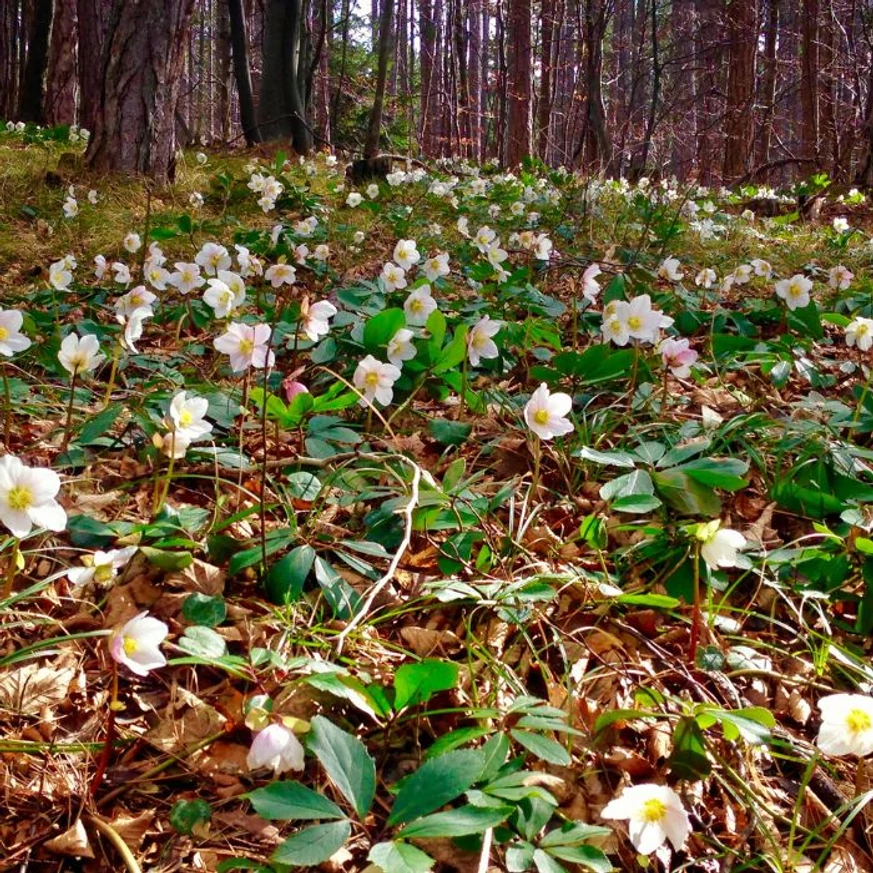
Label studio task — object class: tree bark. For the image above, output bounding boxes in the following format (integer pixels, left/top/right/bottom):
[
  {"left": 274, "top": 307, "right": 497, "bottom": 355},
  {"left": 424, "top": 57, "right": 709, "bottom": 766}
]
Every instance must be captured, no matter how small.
[
  {"left": 17, "top": 0, "right": 53, "bottom": 123},
  {"left": 801, "top": 0, "right": 820, "bottom": 163},
  {"left": 365, "top": 0, "right": 393, "bottom": 156},
  {"left": 76, "top": 0, "right": 110, "bottom": 133},
  {"left": 505, "top": 0, "right": 530, "bottom": 166},
  {"left": 228, "top": 0, "right": 261, "bottom": 143},
  {"left": 722, "top": 0, "right": 757, "bottom": 180},
  {"left": 0, "top": 0, "right": 22, "bottom": 120},
  {"left": 85, "top": 0, "right": 196, "bottom": 185},
  {"left": 537, "top": 0, "right": 555, "bottom": 160},
  {"left": 44, "top": 0, "right": 77, "bottom": 126}
]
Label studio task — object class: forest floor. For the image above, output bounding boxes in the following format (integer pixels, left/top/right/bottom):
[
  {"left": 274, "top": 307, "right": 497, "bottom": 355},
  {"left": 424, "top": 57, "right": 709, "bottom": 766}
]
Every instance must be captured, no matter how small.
[{"left": 2, "top": 130, "right": 873, "bottom": 873}]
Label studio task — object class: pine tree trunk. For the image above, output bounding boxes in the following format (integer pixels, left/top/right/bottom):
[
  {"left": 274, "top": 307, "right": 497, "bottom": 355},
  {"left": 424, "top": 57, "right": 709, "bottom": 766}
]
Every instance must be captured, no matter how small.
[
  {"left": 0, "top": 0, "right": 22, "bottom": 120},
  {"left": 17, "top": 0, "right": 53, "bottom": 123},
  {"left": 44, "top": 0, "right": 76, "bottom": 125},
  {"left": 505, "top": 0, "right": 530, "bottom": 166},
  {"left": 537, "top": 0, "right": 554, "bottom": 160},
  {"left": 801, "top": 0, "right": 820, "bottom": 163},
  {"left": 723, "top": 0, "right": 757, "bottom": 180},
  {"left": 85, "top": 0, "right": 196, "bottom": 185},
  {"left": 228, "top": 0, "right": 261, "bottom": 143},
  {"left": 365, "top": 0, "right": 393, "bottom": 156}
]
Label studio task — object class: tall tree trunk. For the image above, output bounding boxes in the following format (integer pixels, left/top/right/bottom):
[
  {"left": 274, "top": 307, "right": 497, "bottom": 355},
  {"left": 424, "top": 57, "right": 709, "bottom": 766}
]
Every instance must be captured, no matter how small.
[
  {"left": 228, "top": 0, "right": 261, "bottom": 144},
  {"left": 418, "top": 0, "right": 437, "bottom": 154},
  {"left": 0, "top": 0, "right": 22, "bottom": 120},
  {"left": 756, "top": 0, "right": 778, "bottom": 173},
  {"left": 215, "top": 0, "right": 232, "bottom": 142},
  {"left": 467, "top": 0, "right": 481, "bottom": 160},
  {"left": 575, "top": 0, "right": 612, "bottom": 170},
  {"left": 723, "top": 0, "right": 757, "bottom": 180},
  {"left": 505, "top": 0, "right": 530, "bottom": 166},
  {"left": 44, "top": 0, "right": 77, "bottom": 126},
  {"left": 801, "top": 0, "right": 820, "bottom": 164},
  {"left": 17, "top": 0, "right": 53, "bottom": 123},
  {"left": 537, "top": 0, "right": 555, "bottom": 160},
  {"left": 365, "top": 0, "right": 393, "bottom": 156},
  {"left": 76, "top": 0, "right": 110, "bottom": 133},
  {"left": 85, "top": 0, "right": 196, "bottom": 185}
]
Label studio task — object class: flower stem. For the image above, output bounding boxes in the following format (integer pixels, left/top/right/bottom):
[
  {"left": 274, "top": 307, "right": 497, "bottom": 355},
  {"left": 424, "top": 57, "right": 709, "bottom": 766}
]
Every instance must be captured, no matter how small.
[
  {"left": 458, "top": 353, "right": 468, "bottom": 420},
  {"left": 688, "top": 541, "right": 701, "bottom": 664},
  {"left": 2, "top": 363, "right": 12, "bottom": 447},
  {"left": 2, "top": 539, "right": 20, "bottom": 599},
  {"left": 60, "top": 371, "right": 79, "bottom": 452},
  {"left": 152, "top": 435, "right": 177, "bottom": 518},
  {"left": 102, "top": 342, "right": 122, "bottom": 407}
]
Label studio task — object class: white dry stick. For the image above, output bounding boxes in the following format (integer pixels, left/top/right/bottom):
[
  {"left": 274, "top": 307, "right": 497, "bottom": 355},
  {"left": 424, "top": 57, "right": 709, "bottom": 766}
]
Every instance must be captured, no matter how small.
[
  {"left": 334, "top": 454, "right": 422, "bottom": 655},
  {"left": 477, "top": 827, "right": 494, "bottom": 873}
]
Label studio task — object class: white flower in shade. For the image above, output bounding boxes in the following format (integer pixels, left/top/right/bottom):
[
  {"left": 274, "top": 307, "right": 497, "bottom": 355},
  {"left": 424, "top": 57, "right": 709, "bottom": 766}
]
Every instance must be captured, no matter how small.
[
  {"left": 235, "top": 245, "right": 262, "bottom": 278},
  {"left": 301, "top": 300, "right": 337, "bottom": 342},
  {"left": 731, "top": 264, "right": 753, "bottom": 285},
  {"left": 581, "top": 263, "right": 601, "bottom": 304},
  {"left": 214, "top": 322, "right": 275, "bottom": 373},
  {"left": 524, "top": 383, "right": 574, "bottom": 441},
  {"left": 404, "top": 285, "right": 437, "bottom": 326},
  {"left": 195, "top": 242, "right": 232, "bottom": 275},
  {"left": 169, "top": 391, "right": 212, "bottom": 442},
  {"left": 381, "top": 262, "right": 407, "bottom": 293},
  {"left": 58, "top": 333, "right": 105, "bottom": 376},
  {"left": 145, "top": 241, "right": 165, "bottom": 268},
  {"left": 829, "top": 265, "right": 854, "bottom": 290},
  {"left": 67, "top": 546, "right": 137, "bottom": 587},
  {"left": 115, "top": 286, "right": 156, "bottom": 319},
  {"left": 457, "top": 216, "right": 470, "bottom": 237},
  {"left": 486, "top": 243, "right": 508, "bottom": 268},
  {"left": 833, "top": 216, "right": 850, "bottom": 233},
  {"left": 247, "top": 723, "right": 305, "bottom": 775},
  {"left": 196, "top": 151, "right": 208, "bottom": 165},
  {"left": 62, "top": 196, "right": 78, "bottom": 218},
  {"left": 203, "top": 278, "right": 245, "bottom": 318},
  {"left": 697, "top": 520, "right": 746, "bottom": 569},
  {"left": 816, "top": 694, "right": 873, "bottom": 757},
  {"left": 659, "top": 337, "right": 698, "bottom": 378},
  {"left": 353, "top": 355, "right": 401, "bottom": 407},
  {"left": 0, "top": 455, "right": 66, "bottom": 538},
  {"left": 265, "top": 262, "right": 297, "bottom": 288},
  {"left": 94, "top": 255, "right": 108, "bottom": 280},
  {"left": 352, "top": 231, "right": 365, "bottom": 245},
  {"left": 112, "top": 262, "right": 132, "bottom": 286},
  {"left": 775, "top": 274, "right": 813, "bottom": 310},
  {"left": 0, "top": 310, "right": 31, "bottom": 356},
  {"left": 600, "top": 783, "right": 691, "bottom": 855},
  {"left": 109, "top": 611, "right": 168, "bottom": 677},
  {"left": 750, "top": 258, "right": 772, "bottom": 279},
  {"left": 510, "top": 200, "right": 525, "bottom": 216},
  {"left": 695, "top": 268, "right": 717, "bottom": 289},
  {"left": 366, "top": 183, "right": 380, "bottom": 199},
  {"left": 119, "top": 307, "right": 152, "bottom": 353},
  {"left": 658, "top": 257, "right": 684, "bottom": 282},
  {"left": 189, "top": 191, "right": 204, "bottom": 209},
  {"left": 346, "top": 192, "right": 363, "bottom": 207},
  {"left": 168, "top": 262, "right": 205, "bottom": 295},
  {"left": 467, "top": 315, "right": 502, "bottom": 367},
  {"left": 270, "top": 224, "right": 284, "bottom": 246},
  {"left": 393, "top": 239, "right": 421, "bottom": 270},
  {"left": 123, "top": 232, "right": 142, "bottom": 253},
  {"left": 49, "top": 260, "right": 73, "bottom": 290},
  {"left": 217, "top": 269, "right": 246, "bottom": 300},
  {"left": 473, "top": 225, "right": 496, "bottom": 252},
  {"left": 601, "top": 301, "right": 631, "bottom": 347},
  {"left": 422, "top": 252, "right": 450, "bottom": 282},
  {"left": 153, "top": 430, "right": 192, "bottom": 459},
  {"left": 625, "top": 295, "right": 668, "bottom": 344},
  {"left": 846, "top": 317, "right": 873, "bottom": 352},
  {"left": 313, "top": 244, "right": 330, "bottom": 262},
  {"left": 145, "top": 264, "right": 170, "bottom": 290},
  {"left": 533, "top": 234, "right": 553, "bottom": 261},
  {"left": 88, "top": 190, "right": 99, "bottom": 205},
  {"left": 387, "top": 328, "right": 417, "bottom": 367}
]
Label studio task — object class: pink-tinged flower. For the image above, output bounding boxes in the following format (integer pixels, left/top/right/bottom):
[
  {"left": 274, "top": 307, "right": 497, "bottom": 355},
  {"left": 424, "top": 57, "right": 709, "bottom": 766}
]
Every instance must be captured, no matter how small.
[
  {"left": 109, "top": 611, "right": 168, "bottom": 676},
  {"left": 601, "top": 783, "right": 691, "bottom": 855},
  {"left": 214, "top": 322, "right": 275, "bottom": 373},
  {"left": 195, "top": 242, "right": 232, "bottom": 276},
  {"left": 282, "top": 378, "right": 309, "bottom": 402},
  {"left": 353, "top": 355, "right": 401, "bottom": 407},
  {"left": 467, "top": 315, "right": 501, "bottom": 367},
  {"left": 774, "top": 274, "right": 813, "bottom": 311},
  {"left": 114, "top": 286, "right": 156, "bottom": 319},
  {"left": 816, "top": 693, "right": 873, "bottom": 757},
  {"left": 829, "top": 265, "right": 854, "bottom": 290},
  {"left": 659, "top": 337, "right": 698, "bottom": 378},
  {"left": 203, "top": 277, "right": 245, "bottom": 318},
  {"left": 301, "top": 300, "right": 337, "bottom": 342},
  {"left": 524, "top": 383, "right": 574, "bottom": 441},
  {"left": 581, "top": 263, "right": 601, "bottom": 304},
  {"left": 0, "top": 455, "right": 66, "bottom": 538},
  {"left": 168, "top": 263, "right": 205, "bottom": 295},
  {"left": 0, "top": 310, "right": 31, "bottom": 356},
  {"left": 247, "top": 723, "right": 305, "bottom": 775}
]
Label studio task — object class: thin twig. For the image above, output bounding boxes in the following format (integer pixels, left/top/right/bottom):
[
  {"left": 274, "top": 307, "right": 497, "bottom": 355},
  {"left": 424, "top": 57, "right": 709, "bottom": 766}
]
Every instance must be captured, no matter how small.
[
  {"left": 84, "top": 815, "right": 143, "bottom": 873},
  {"left": 334, "top": 454, "right": 421, "bottom": 655}
]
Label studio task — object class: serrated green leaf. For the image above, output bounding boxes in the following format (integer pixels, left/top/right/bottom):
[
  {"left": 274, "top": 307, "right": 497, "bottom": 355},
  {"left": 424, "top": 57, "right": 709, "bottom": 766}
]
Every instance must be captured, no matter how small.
[
  {"left": 398, "top": 804, "right": 512, "bottom": 838},
  {"left": 271, "top": 820, "right": 351, "bottom": 866},
  {"left": 247, "top": 781, "right": 346, "bottom": 821},
  {"left": 510, "top": 729, "right": 571, "bottom": 765},
  {"left": 308, "top": 715, "right": 376, "bottom": 818},
  {"left": 368, "top": 841, "right": 434, "bottom": 873},
  {"left": 393, "top": 660, "right": 459, "bottom": 711}
]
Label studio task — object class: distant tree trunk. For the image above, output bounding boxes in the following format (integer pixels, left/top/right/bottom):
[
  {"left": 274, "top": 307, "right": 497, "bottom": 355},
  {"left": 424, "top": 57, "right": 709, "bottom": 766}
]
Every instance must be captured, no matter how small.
[
  {"left": 756, "top": 0, "right": 778, "bottom": 172},
  {"left": 228, "top": 0, "right": 261, "bottom": 143},
  {"left": 17, "top": 0, "right": 53, "bottom": 123},
  {"left": 44, "top": 0, "right": 77, "bottom": 126},
  {"left": 452, "top": 0, "right": 471, "bottom": 155},
  {"left": 468, "top": 0, "right": 481, "bottom": 160},
  {"left": 258, "top": 0, "right": 312, "bottom": 154},
  {"left": 418, "top": 0, "right": 436, "bottom": 153},
  {"left": 629, "top": 0, "right": 660, "bottom": 179},
  {"left": 364, "top": 0, "right": 393, "bottom": 156},
  {"left": 215, "top": 0, "right": 232, "bottom": 142},
  {"left": 575, "top": 0, "right": 612, "bottom": 171},
  {"left": 537, "top": 0, "right": 555, "bottom": 160},
  {"left": 854, "top": 63, "right": 873, "bottom": 187},
  {"left": 801, "top": 0, "right": 820, "bottom": 164},
  {"left": 722, "top": 0, "right": 757, "bottom": 180},
  {"left": 311, "top": 0, "right": 331, "bottom": 146},
  {"left": 0, "top": 0, "right": 22, "bottom": 120},
  {"left": 77, "top": 0, "right": 112, "bottom": 133},
  {"left": 85, "top": 0, "right": 196, "bottom": 185},
  {"left": 505, "top": 0, "right": 530, "bottom": 165}
]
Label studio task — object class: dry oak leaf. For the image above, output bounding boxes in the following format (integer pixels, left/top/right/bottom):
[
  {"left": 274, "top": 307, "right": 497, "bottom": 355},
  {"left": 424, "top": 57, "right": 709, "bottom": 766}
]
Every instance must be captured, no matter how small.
[
  {"left": 0, "top": 662, "right": 77, "bottom": 715},
  {"left": 44, "top": 819, "right": 94, "bottom": 858}
]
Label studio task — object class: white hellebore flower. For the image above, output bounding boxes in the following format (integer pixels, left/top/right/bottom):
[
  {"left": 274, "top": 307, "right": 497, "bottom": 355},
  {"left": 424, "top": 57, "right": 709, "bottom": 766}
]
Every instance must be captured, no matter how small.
[
  {"left": 467, "top": 315, "right": 502, "bottom": 367},
  {"left": 49, "top": 260, "right": 73, "bottom": 290},
  {"left": 169, "top": 391, "right": 213, "bottom": 442},
  {"left": 422, "top": 252, "right": 450, "bottom": 282},
  {"left": 58, "top": 333, "right": 105, "bottom": 376},
  {"left": 203, "top": 277, "right": 245, "bottom": 318},
  {"left": 601, "top": 301, "right": 632, "bottom": 347},
  {"left": 404, "top": 286, "right": 438, "bottom": 326},
  {"left": 381, "top": 262, "right": 407, "bottom": 293},
  {"left": 774, "top": 274, "right": 813, "bottom": 311},
  {"left": 68, "top": 546, "right": 137, "bottom": 587},
  {"left": 123, "top": 232, "right": 142, "bottom": 253},
  {"left": 119, "top": 306, "right": 152, "bottom": 353},
  {"left": 214, "top": 322, "right": 275, "bottom": 373},
  {"left": 524, "top": 383, "right": 574, "bottom": 441},
  {"left": 195, "top": 242, "right": 232, "bottom": 276},
  {"left": 829, "top": 265, "right": 854, "bottom": 290},
  {"left": 658, "top": 257, "right": 684, "bottom": 282},
  {"left": 625, "top": 295, "right": 671, "bottom": 344},
  {"left": 0, "top": 455, "right": 66, "bottom": 538},
  {"left": 168, "top": 262, "right": 205, "bottom": 295},
  {"left": 533, "top": 234, "right": 553, "bottom": 261},
  {"left": 353, "top": 355, "right": 401, "bottom": 407},
  {"left": 816, "top": 693, "right": 873, "bottom": 757},
  {"left": 600, "top": 783, "right": 691, "bottom": 855},
  {"left": 393, "top": 239, "right": 421, "bottom": 270},
  {"left": 346, "top": 192, "right": 363, "bottom": 207},
  {"left": 247, "top": 723, "right": 305, "bottom": 775},
  {"left": 301, "top": 300, "right": 337, "bottom": 342},
  {"left": 581, "top": 263, "right": 601, "bottom": 304},
  {"left": 115, "top": 286, "right": 156, "bottom": 319},
  {"left": 695, "top": 268, "right": 717, "bottom": 289},
  {"left": 112, "top": 262, "right": 132, "bottom": 286},
  {"left": 697, "top": 519, "right": 746, "bottom": 569},
  {"left": 0, "top": 310, "right": 31, "bottom": 356},
  {"left": 265, "top": 262, "right": 297, "bottom": 288},
  {"left": 109, "top": 611, "right": 168, "bottom": 676},
  {"left": 846, "top": 317, "right": 873, "bottom": 352},
  {"left": 387, "top": 328, "right": 417, "bottom": 367}
]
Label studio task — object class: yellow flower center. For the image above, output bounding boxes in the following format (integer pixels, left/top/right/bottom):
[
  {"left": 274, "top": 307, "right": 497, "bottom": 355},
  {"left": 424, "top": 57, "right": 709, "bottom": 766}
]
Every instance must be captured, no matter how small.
[
  {"left": 789, "top": 283, "right": 803, "bottom": 297},
  {"left": 7, "top": 485, "right": 32, "bottom": 510},
  {"left": 641, "top": 798, "right": 667, "bottom": 823},
  {"left": 410, "top": 300, "right": 423, "bottom": 313},
  {"left": 365, "top": 372, "right": 380, "bottom": 388},
  {"left": 858, "top": 325, "right": 869, "bottom": 337},
  {"left": 627, "top": 316, "right": 642, "bottom": 330},
  {"left": 0, "top": 327, "right": 8, "bottom": 340},
  {"left": 608, "top": 318, "right": 622, "bottom": 334},
  {"left": 179, "top": 410, "right": 193, "bottom": 427},
  {"left": 94, "top": 564, "right": 114, "bottom": 583},
  {"left": 533, "top": 409, "right": 550, "bottom": 425},
  {"left": 131, "top": 294, "right": 143, "bottom": 305},
  {"left": 238, "top": 338, "right": 254, "bottom": 354},
  {"left": 123, "top": 636, "right": 139, "bottom": 655},
  {"left": 846, "top": 708, "right": 872, "bottom": 734}
]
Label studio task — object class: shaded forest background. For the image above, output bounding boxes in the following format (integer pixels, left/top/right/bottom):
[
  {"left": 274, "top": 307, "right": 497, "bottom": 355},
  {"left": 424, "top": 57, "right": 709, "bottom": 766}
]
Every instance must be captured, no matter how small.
[{"left": 4, "top": 0, "right": 873, "bottom": 187}]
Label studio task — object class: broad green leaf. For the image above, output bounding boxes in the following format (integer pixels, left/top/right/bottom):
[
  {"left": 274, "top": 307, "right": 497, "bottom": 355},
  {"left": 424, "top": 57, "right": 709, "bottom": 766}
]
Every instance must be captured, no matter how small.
[
  {"left": 364, "top": 308, "right": 406, "bottom": 352},
  {"left": 533, "top": 848, "right": 568, "bottom": 873},
  {"left": 78, "top": 403, "right": 122, "bottom": 446},
  {"left": 600, "top": 469, "right": 654, "bottom": 502},
  {"left": 271, "top": 820, "right": 351, "bottom": 866},
  {"left": 247, "top": 781, "right": 346, "bottom": 821},
  {"left": 308, "top": 715, "right": 376, "bottom": 818},
  {"left": 507, "top": 841, "right": 536, "bottom": 873},
  {"left": 286, "top": 471, "right": 322, "bottom": 501},
  {"left": 510, "top": 729, "right": 571, "bottom": 766},
  {"left": 668, "top": 715, "right": 711, "bottom": 780},
  {"left": 544, "top": 845, "right": 612, "bottom": 872},
  {"left": 674, "top": 457, "right": 749, "bottom": 491},
  {"left": 177, "top": 625, "right": 227, "bottom": 659},
  {"left": 387, "top": 748, "right": 485, "bottom": 826},
  {"left": 140, "top": 546, "right": 194, "bottom": 572},
  {"left": 653, "top": 469, "right": 721, "bottom": 516},
  {"left": 433, "top": 325, "right": 469, "bottom": 374},
  {"left": 398, "top": 804, "right": 512, "bottom": 838},
  {"left": 368, "top": 841, "right": 435, "bottom": 873},
  {"left": 217, "top": 859, "right": 274, "bottom": 872},
  {"left": 539, "top": 821, "right": 613, "bottom": 847},
  {"left": 610, "top": 493, "right": 662, "bottom": 513},
  {"left": 182, "top": 593, "right": 227, "bottom": 628},
  {"left": 576, "top": 447, "right": 637, "bottom": 468},
  {"left": 264, "top": 545, "right": 316, "bottom": 604},
  {"left": 428, "top": 418, "right": 472, "bottom": 446},
  {"left": 393, "top": 660, "right": 459, "bottom": 711}
]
